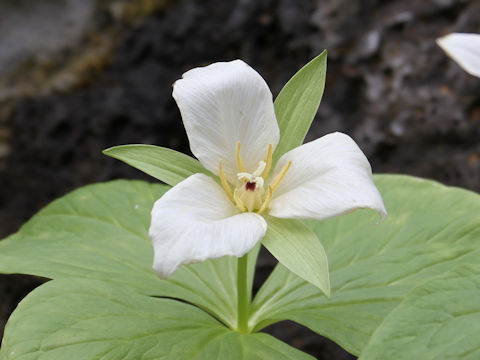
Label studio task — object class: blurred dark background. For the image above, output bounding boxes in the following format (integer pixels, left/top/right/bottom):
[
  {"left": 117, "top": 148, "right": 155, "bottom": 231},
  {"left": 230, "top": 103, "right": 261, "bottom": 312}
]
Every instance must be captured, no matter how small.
[{"left": 0, "top": 0, "right": 479, "bottom": 358}]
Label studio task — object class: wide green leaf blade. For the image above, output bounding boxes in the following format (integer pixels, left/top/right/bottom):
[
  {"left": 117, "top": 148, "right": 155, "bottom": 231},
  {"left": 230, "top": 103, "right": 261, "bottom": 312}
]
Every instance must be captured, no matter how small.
[
  {"left": 0, "top": 180, "right": 255, "bottom": 329},
  {"left": 103, "top": 144, "right": 212, "bottom": 186},
  {"left": 0, "top": 180, "right": 165, "bottom": 293},
  {"left": 261, "top": 217, "right": 330, "bottom": 297},
  {"left": 250, "top": 175, "right": 480, "bottom": 355},
  {"left": 360, "top": 263, "right": 480, "bottom": 360},
  {"left": 0, "top": 278, "right": 314, "bottom": 360},
  {"left": 273, "top": 50, "right": 327, "bottom": 163}
]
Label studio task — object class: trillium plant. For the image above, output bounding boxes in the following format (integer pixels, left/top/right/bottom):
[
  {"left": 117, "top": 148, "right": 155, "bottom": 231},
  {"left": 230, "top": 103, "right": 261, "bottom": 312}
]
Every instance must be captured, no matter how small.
[
  {"left": 149, "top": 59, "right": 386, "bottom": 296},
  {"left": 1, "top": 52, "right": 480, "bottom": 360},
  {"left": 437, "top": 32, "right": 480, "bottom": 78}
]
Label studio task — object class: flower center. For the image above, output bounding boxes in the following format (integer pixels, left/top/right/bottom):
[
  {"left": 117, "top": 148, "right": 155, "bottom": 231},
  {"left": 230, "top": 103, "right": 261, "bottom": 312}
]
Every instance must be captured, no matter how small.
[{"left": 218, "top": 142, "right": 291, "bottom": 214}]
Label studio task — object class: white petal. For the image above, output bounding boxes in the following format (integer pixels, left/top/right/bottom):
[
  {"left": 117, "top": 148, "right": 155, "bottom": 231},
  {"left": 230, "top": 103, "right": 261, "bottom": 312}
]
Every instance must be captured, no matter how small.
[
  {"left": 437, "top": 33, "right": 480, "bottom": 78},
  {"left": 269, "top": 132, "right": 386, "bottom": 220},
  {"left": 173, "top": 60, "right": 279, "bottom": 182},
  {"left": 149, "top": 173, "right": 267, "bottom": 278}
]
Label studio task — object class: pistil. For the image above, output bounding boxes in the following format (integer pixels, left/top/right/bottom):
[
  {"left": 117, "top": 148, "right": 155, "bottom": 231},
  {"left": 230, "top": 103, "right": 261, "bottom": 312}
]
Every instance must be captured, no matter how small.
[{"left": 245, "top": 182, "right": 256, "bottom": 191}]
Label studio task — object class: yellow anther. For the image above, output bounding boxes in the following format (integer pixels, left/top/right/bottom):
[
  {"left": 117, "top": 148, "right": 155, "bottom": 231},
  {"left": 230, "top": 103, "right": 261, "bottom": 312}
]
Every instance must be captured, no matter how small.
[
  {"left": 236, "top": 142, "right": 246, "bottom": 173},
  {"left": 261, "top": 143, "right": 273, "bottom": 179},
  {"left": 258, "top": 185, "right": 273, "bottom": 215},
  {"left": 219, "top": 161, "right": 234, "bottom": 202},
  {"left": 270, "top": 161, "right": 292, "bottom": 193},
  {"left": 228, "top": 143, "right": 291, "bottom": 214},
  {"left": 233, "top": 189, "right": 247, "bottom": 212}
]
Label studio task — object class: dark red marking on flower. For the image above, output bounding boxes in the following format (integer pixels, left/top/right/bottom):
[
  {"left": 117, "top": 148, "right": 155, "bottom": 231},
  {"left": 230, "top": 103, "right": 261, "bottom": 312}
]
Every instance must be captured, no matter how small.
[{"left": 245, "top": 181, "right": 256, "bottom": 191}]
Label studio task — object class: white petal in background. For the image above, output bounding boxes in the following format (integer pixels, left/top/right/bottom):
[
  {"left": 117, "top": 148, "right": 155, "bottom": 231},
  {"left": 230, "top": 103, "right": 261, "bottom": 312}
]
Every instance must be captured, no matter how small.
[
  {"left": 437, "top": 33, "right": 480, "bottom": 78},
  {"left": 269, "top": 132, "right": 387, "bottom": 221},
  {"left": 173, "top": 60, "right": 280, "bottom": 183},
  {"left": 150, "top": 174, "right": 267, "bottom": 278}
]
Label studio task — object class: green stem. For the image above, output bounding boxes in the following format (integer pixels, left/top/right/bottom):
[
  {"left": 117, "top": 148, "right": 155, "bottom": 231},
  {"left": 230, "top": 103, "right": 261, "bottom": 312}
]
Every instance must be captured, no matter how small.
[{"left": 237, "top": 254, "right": 249, "bottom": 333}]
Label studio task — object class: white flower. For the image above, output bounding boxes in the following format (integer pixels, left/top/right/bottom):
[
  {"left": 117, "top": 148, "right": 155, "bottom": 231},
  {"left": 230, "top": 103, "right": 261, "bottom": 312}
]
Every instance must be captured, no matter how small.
[
  {"left": 149, "top": 60, "right": 386, "bottom": 279},
  {"left": 437, "top": 33, "right": 480, "bottom": 78}
]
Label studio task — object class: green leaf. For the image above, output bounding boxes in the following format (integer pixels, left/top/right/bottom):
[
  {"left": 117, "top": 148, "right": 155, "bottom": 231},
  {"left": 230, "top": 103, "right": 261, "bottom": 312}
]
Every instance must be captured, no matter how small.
[
  {"left": 0, "top": 180, "right": 256, "bottom": 330},
  {"left": 273, "top": 50, "right": 327, "bottom": 163},
  {"left": 103, "top": 144, "right": 212, "bottom": 186},
  {"left": 0, "top": 278, "right": 314, "bottom": 360},
  {"left": 261, "top": 217, "right": 330, "bottom": 297},
  {"left": 250, "top": 175, "right": 480, "bottom": 355},
  {"left": 0, "top": 180, "right": 166, "bottom": 293},
  {"left": 360, "top": 263, "right": 480, "bottom": 360}
]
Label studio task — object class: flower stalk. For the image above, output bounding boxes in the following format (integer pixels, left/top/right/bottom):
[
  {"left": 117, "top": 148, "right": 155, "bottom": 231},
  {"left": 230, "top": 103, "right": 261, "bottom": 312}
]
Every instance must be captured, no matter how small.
[{"left": 236, "top": 253, "right": 249, "bottom": 333}]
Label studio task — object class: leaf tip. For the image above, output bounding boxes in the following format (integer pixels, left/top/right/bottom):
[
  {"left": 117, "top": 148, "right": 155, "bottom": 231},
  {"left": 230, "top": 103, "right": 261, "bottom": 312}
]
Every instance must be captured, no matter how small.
[
  {"left": 316, "top": 278, "right": 331, "bottom": 299},
  {"left": 102, "top": 147, "right": 114, "bottom": 156},
  {"left": 324, "top": 285, "right": 331, "bottom": 299}
]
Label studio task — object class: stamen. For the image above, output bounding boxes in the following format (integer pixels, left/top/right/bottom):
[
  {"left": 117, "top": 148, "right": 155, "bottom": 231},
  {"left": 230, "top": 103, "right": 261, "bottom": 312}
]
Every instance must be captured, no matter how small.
[
  {"left": 258, "top": 185, "right": 273, "bottom": 215},
  {"left": 236, "top": 142, "right": 246, "bottom": 173},
  {"left": 261, "top": 144, "right": 273, "bottom": 179},
  {"left": 233, "top": 189, "right": 247, "bottom": 211},
  {"left": 270, "top": 161, "right": 292, "bottom": 193},
  {"left": 225, "top": 143, "right": 291, "bottom": 214},
  {"left": 219, "top": 161, "right": 234, "bottom": 202}
]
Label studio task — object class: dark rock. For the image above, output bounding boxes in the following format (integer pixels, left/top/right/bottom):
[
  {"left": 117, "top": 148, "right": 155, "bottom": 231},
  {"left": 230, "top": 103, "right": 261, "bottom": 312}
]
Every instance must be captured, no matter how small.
[{"left": 0, "top": 0, "right": 95, "bottom": 78}]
